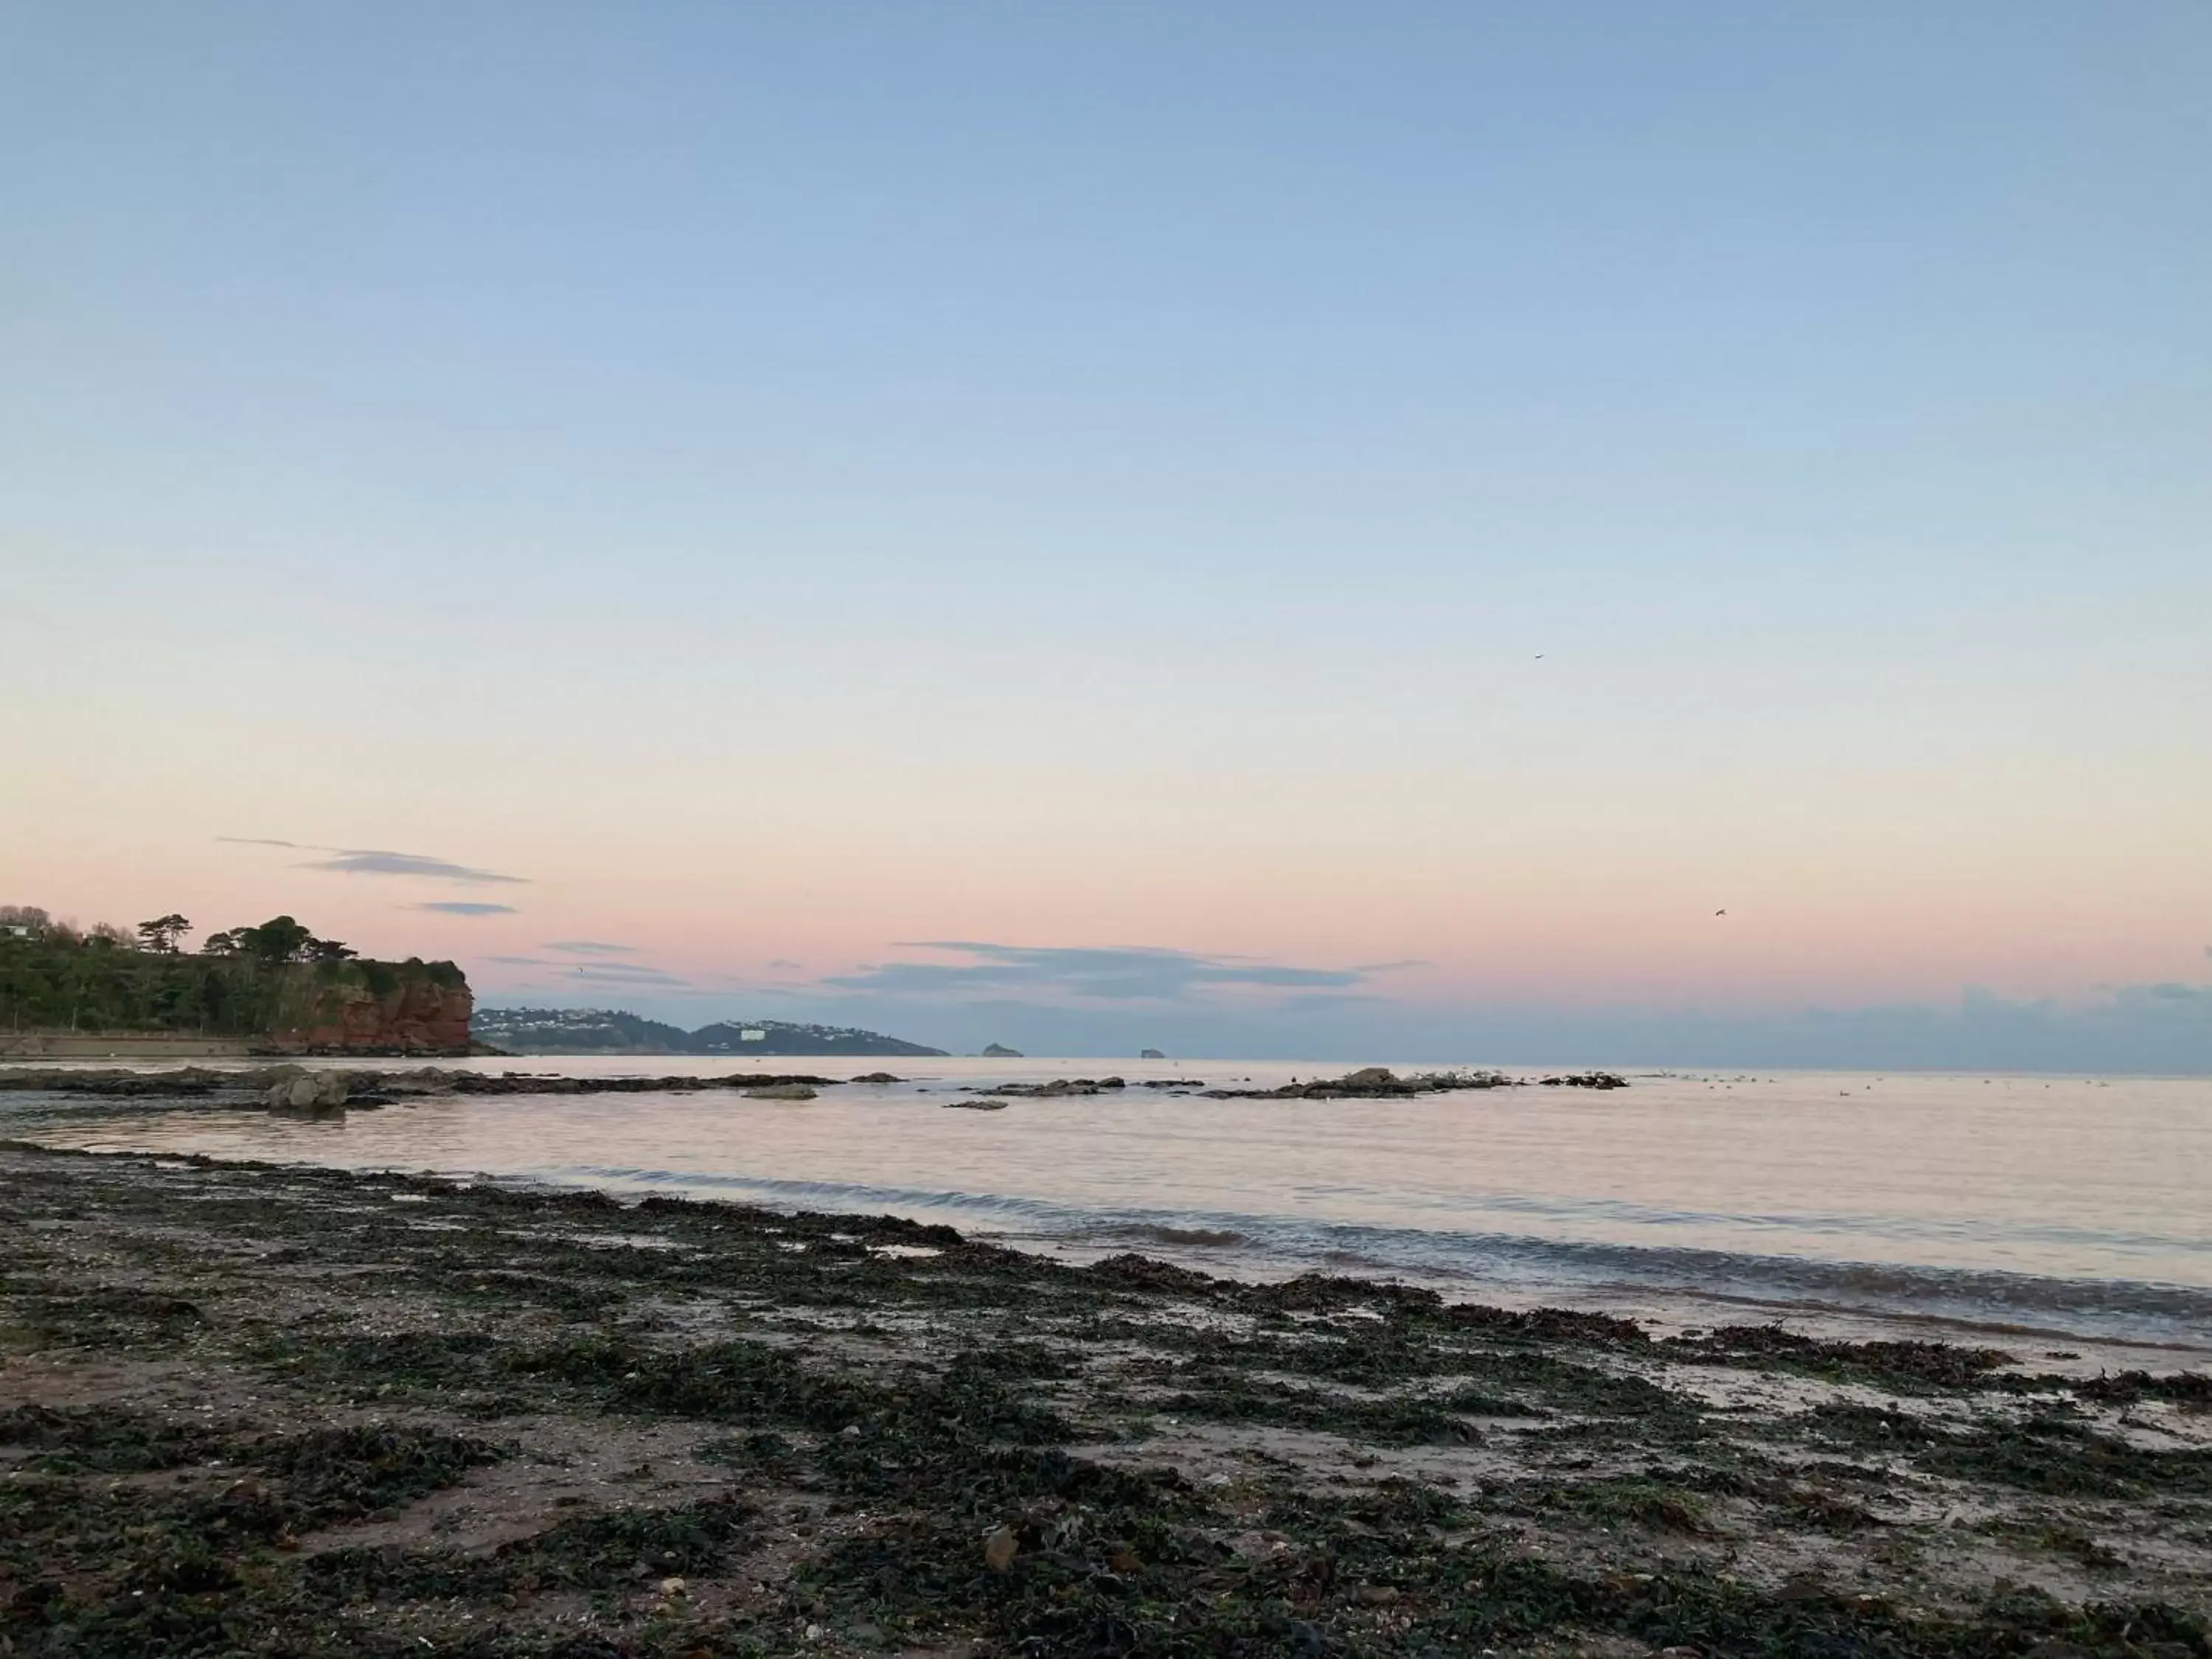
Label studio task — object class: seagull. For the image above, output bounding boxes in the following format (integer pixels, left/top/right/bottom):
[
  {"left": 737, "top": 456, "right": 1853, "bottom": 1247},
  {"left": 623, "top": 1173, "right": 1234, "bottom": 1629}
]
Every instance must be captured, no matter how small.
[{"left": 1714, "top": 908, "right": 1727, "bottom": 917}]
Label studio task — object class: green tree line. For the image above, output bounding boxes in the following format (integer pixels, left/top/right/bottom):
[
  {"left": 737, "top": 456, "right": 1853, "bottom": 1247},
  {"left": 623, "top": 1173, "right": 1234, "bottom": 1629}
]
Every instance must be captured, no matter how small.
[{"left": 0, "top": 907, "right": 462, "bottom": 1036}]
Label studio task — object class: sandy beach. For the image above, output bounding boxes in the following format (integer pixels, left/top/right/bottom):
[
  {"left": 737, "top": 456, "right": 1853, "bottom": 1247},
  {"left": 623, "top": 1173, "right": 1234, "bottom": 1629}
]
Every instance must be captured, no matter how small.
[{"left": 2, "top": 1140, "right": 2206, "bottom": 1657}]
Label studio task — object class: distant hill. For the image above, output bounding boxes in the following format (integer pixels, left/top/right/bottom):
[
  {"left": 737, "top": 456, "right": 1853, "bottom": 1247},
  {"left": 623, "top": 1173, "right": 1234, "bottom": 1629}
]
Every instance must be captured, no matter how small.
[
  {"left": 470, "top": 1009, "right": 692, "bottom": 1054},
  {"left": 473, "top": 1007, "right": 947, "bottom": 1057}
]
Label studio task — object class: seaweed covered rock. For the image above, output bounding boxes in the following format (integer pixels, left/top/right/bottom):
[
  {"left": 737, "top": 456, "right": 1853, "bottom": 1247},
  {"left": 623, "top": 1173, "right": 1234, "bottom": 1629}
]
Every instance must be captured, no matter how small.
[
  {"left": 1203, "top": 1067, "right": 1520, "bottom": 1100},
  {"left": 266, "top": 1069, "right": 348, "bottom": 1116}
]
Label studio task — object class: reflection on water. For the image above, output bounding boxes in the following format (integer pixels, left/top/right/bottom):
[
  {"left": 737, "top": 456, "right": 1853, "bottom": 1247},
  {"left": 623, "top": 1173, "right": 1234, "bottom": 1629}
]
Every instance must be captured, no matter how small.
[{"left": 7, "top": 1057, "right": 2209, "bottom": 1345}]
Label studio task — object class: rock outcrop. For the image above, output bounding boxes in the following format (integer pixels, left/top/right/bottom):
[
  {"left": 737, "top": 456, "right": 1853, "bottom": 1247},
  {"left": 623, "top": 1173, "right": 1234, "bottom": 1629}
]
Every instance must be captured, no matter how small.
[
  {"left": 265, "top": 964, "right": 474, "bottom": 1054},
  {"left": 974, "top": 1077, "right": 1126, "bottom": 1098},
  {"left": 1203, "top": 1067, "right": 1526, "bottom": 1099},
  {"left": 266, "top": 1069, "right": 349, "bottom": 1116}
]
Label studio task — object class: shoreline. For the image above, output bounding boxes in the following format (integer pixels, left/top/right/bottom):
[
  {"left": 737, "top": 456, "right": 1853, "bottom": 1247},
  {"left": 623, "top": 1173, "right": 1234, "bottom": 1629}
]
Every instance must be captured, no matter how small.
[
  {"left": 1, "top": 1141, "right": 2206, "bottom": 1656},
  {"left": 15, "top": 1140, "right": 2210, "bottom": 1361},
  {"left": 6, "top": 1064, "right": 2209, "bottom": 1356}
]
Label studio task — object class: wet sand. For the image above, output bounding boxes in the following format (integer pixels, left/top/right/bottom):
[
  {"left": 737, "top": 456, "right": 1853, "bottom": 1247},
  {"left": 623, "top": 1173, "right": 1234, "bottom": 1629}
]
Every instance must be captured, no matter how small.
[{"left": 1, "top": 1141, "right": 2208, "bottom": 1658}]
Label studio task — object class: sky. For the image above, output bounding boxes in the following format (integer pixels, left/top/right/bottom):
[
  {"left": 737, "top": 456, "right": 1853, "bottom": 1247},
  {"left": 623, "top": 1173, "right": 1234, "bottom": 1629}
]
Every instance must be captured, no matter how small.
[{"left": 4, "top": 3, "right": 2208, "bottom": 1067}]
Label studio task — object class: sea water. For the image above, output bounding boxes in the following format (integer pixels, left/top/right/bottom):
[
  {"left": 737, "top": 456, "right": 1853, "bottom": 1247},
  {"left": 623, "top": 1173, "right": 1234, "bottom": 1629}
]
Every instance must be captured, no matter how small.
[{"left": 7, "top": 1057, "right": 2207, "bottom": 1349}]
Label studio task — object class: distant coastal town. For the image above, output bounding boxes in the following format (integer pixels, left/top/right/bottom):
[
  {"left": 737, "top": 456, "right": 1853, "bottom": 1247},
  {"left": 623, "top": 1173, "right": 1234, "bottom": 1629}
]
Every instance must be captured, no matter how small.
[{"left": 471, "top": 1006, "right": 947, "bottom": 1057}]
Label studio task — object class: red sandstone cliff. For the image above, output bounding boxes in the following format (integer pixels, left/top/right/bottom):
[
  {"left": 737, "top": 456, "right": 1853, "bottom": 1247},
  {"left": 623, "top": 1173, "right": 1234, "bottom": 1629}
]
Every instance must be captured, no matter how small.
[{"left": 265, "top": 966, "right": 474, "bottom": 1054}]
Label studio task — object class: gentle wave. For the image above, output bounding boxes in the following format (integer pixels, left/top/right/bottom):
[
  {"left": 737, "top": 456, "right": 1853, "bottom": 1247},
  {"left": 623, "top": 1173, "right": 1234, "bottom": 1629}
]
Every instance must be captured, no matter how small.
[
  {"left": 554, "top": 1164, "right": 2212, "bottom": 1347},
  {"left": 1357, "top": 1183, "right": 2212, "bottom": 1259},
  {"left": 1098, "top": 1222, "right": 1250, "bottom": 1249}
]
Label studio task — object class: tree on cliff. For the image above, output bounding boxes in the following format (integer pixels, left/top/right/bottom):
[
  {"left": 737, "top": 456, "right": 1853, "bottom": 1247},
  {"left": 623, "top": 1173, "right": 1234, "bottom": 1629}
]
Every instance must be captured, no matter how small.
[
  {"left": 136, "top": 914, "right": 192, "bottom": 953},
  {"left": 200, "top": 917, "right": 355, "bottom": 965},
  {"left": 234, "top": 916, "right": 314, "bottom": 964}
]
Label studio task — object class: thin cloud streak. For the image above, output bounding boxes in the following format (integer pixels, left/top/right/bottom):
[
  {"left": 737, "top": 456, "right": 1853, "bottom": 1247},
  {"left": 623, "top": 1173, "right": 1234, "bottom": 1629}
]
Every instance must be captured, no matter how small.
[
  {"left": 304, "top": 850, "right": 526, "bottom": 883},
  {"left": 414, "top": 902, "right": 518, "bottom": 916},
  {"left": 566, "top": 963, "right": 691, "bottom": 986},
  {"left": 219, "top": 836, "right": 526, "bottom": 884},
  {"left": 545, "top": 941, "right": 639, "bottom": 956},
  {"left": 826, "top": 941, "right": 1389, "bottom": 1002},
  {"left": 476, "top": 957, "right": 689, "bottom": 985}
]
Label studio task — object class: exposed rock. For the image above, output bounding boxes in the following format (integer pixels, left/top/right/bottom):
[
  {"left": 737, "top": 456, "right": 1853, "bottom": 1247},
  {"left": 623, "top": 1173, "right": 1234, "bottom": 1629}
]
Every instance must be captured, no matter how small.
[
  {"left": 267, "top": 1070, "right": 348, "bottom": 1116},
  {"left": 439, "top": 1071, "right": 833, "bottom": 1096},
  {"left": 1139, "top": 1048, "right": 1166, "bottom": 1060},
  {"left": 744, "top": 1084, "right": 818, "bottom": 1102},
  {"left": 849, "top": 1071, "right": 902, "bottom": 1084},
  {"left": 983, "top": 1077, "right": 1128, "bottom": 1098},
  {"left": 981, "top": 1043, "right": 1023, "bottom": 1058},
  {"left": 0, "top": 1066, "right": 236, "bottom": 1096},
  {"left": 983, "top": 1525, "right": 1019, "bottom": 1573},
  {"left": 1539, "top": 1071, "right": 1628, "bottom": 1089},
  {"left": 1203, "top": 1067, "right": 1520, "bottom": 1100},
  {"left": 0, "top": 1066, "right": 839, "bottom": 1099},
  {"left": 942, "top": 1099, "right": 1009, "bottom": 1111}
]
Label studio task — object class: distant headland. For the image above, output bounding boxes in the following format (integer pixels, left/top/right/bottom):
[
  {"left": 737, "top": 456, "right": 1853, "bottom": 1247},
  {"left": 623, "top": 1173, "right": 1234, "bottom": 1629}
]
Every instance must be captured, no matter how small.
[
  {"left": 473, "top": 1006, "right": 947, "bottom": 1057},
  {"left": 0, "top": 905, "right": 475, "bottom": 1057}
]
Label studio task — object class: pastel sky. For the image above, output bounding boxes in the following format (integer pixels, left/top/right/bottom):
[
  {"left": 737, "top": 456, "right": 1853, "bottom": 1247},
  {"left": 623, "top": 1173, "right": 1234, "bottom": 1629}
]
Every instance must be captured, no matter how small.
[{"left": 5, "top": 4, "right": 2208, "bottom": 1065}]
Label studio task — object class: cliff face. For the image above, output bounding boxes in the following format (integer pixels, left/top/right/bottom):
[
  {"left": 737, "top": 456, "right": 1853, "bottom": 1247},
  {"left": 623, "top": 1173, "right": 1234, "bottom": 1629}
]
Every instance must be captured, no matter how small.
[
  {"left": 265, "top": 961, "right": 474, "bottom": 1054},
  {"left": 0, "top": 922, "right": 476, "bottom": 1054}
]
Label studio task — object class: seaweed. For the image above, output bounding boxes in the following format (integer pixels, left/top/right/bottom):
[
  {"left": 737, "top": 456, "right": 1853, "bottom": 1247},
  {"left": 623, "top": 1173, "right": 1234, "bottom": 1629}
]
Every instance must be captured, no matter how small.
[
  {"left": 1918, "top": 1416, "right": 2212, "bottom": 1499},
  {"left": 2, "top": 1280, "right": 205, "bottom": 1350},
  {"left": 0, "top": 1404, "right": 224, "bottom": 1474},
  {"left": 1798, "top": 1403, "right": 2212, "bottom": 1498},
  {"left": 3, "top": 1141, "right": 2208, "bottom": 1659},
  {"left": 246, "top": 1423, "right": 507, "bottom": 1523},
  {"left": 1673, "top": 1323, "right": 2018, "bottom": 1391},
  {"left": 1150, "top": 1377, "right": 1484, "bottom": 1446}
]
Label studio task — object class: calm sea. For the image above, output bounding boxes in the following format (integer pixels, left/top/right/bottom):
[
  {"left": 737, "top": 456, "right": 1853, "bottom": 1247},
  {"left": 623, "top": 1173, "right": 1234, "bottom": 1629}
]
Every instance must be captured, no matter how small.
[{"left": 7, "top": 1057, "right": 2208, "bottom": 1351}]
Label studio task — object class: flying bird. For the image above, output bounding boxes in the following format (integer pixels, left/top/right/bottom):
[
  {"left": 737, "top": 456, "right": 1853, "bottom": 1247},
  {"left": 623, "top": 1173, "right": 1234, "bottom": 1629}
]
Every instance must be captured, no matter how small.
[{"left": 1714, "top": 908, "right": 1727, "bottom": 917}]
